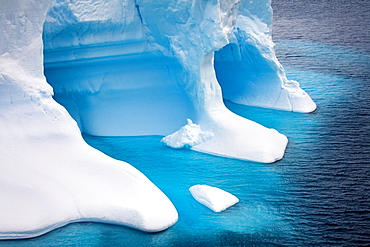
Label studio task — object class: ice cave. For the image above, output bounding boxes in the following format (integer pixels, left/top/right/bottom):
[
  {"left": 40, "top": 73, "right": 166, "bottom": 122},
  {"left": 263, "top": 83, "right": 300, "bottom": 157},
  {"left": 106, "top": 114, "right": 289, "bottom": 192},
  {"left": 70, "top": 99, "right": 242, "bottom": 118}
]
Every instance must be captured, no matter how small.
[{"left": 0, "top": 0, "right": 315, "bottom": 239}]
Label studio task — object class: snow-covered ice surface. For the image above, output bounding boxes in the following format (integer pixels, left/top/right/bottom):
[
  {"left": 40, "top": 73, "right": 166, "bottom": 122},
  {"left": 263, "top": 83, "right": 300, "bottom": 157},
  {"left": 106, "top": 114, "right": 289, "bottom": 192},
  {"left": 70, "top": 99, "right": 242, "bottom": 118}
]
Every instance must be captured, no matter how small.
[
  {"left": 1, "top": 0, "right": 315, "bottom": 240},
  {"left": 189, "top": 185, "right": 239, "bottom": 212},
  {"left": 0, "top": 0, "right": 177, "bottom": 240}
]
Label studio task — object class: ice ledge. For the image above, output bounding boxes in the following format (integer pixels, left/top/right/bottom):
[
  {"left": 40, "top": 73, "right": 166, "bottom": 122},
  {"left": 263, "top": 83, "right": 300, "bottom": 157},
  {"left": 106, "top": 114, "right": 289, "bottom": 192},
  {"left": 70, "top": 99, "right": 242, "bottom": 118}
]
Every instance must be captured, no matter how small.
[
  {"left": 161, "top": 107, "right": 288, "bottom": 164},
  {"left": 193, "top": 109, "right": 288, "bottom": 163}
]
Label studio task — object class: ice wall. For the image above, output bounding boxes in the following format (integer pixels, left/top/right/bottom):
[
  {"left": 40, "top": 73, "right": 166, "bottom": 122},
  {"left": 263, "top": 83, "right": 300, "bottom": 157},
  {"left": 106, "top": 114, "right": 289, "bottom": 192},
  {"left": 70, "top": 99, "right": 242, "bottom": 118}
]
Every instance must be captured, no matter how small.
[
  {"left": 43, "top": 0, "right": 196, "bottom": 136},
  {"left": 0, "top": 0, "right": 177, "bottom": 239}
]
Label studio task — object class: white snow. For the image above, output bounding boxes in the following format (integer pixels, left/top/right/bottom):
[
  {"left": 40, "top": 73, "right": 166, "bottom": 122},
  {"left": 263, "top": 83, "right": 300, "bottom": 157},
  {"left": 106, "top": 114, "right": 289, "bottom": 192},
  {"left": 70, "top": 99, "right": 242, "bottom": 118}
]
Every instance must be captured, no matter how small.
[
  {"left": 189, "top": 185, "right": 239, "bottom": 212},
  {"left": 161, "top": 119, "right": 214, "bottom": 149}
]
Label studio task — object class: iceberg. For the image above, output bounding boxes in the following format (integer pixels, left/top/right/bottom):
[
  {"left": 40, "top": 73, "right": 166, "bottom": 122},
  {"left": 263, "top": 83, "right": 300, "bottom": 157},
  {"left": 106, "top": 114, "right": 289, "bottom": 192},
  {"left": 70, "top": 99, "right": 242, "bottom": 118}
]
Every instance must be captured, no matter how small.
[
  {"left": 189, "top": 185, "right": 239, "bottom": 212},
  {"left": 0, "top": 0, "right": 315, "bottom": 240}
]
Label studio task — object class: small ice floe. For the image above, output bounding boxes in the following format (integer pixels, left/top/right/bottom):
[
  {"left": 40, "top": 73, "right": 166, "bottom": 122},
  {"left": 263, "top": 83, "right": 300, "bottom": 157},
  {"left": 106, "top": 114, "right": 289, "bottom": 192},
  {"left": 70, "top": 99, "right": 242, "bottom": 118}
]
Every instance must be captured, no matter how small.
[
  {"left": 189, "top": 185, "right": 239, "bottom": 212},
  {"left": 161, "top": 119, "right": 214, "bottom": 149}
]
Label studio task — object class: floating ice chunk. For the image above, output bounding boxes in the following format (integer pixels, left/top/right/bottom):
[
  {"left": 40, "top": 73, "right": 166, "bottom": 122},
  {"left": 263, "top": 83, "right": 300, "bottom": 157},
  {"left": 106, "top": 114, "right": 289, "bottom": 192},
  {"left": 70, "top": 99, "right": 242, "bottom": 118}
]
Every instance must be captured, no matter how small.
[
  {"left": 189, "top": 185, "right": 239, "bottom": 212},
  {"left": 161, "top": 119, "right": 214, "bottom": 149}
]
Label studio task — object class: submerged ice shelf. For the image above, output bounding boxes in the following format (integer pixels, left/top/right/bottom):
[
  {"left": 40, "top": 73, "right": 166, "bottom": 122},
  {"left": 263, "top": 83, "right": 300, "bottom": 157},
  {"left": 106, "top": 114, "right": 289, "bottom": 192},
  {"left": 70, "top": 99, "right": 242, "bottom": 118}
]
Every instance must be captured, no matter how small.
[{"left": 0, "top": 0, "right": 315, "bottom": 240}]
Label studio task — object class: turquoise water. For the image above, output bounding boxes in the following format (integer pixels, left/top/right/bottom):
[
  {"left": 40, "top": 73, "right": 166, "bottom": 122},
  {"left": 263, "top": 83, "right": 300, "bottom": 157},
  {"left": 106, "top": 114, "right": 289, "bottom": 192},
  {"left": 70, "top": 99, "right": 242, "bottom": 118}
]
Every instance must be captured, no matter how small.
[{"left": 2, "top": 0, "right": 370, "bottom": 246}]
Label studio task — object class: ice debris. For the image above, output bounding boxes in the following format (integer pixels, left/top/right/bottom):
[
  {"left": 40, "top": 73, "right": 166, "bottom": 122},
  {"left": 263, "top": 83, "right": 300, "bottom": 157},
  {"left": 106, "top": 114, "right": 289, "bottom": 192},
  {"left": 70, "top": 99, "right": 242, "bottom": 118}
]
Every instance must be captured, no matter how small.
[
  {"left": 161, "top": 119, "right": 214, "bottom": 149},
  {"left": 189, "top": 185, "right": 239, "bottom": 212}
]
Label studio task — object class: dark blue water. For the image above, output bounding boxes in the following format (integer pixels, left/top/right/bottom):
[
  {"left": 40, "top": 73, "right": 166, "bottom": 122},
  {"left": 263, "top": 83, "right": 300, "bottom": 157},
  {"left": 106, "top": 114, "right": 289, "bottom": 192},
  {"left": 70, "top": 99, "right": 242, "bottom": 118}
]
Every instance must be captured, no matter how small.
[{"left": 2, "top": 0, "right": 370, "bottom": 246}]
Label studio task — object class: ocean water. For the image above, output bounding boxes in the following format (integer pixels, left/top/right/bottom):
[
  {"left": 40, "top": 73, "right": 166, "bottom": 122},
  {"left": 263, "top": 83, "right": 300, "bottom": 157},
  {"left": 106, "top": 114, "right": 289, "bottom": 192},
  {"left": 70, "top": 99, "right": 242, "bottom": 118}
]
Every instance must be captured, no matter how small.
[{"left": 2, "top": 0, "right": 370, "bottom": 246}]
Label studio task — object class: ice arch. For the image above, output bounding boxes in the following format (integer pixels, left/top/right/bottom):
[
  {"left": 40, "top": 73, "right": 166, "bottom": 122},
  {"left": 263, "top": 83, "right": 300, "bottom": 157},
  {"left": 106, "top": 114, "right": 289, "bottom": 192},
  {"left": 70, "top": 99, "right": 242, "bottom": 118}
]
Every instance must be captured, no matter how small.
[{"left": 42, "top": 0, "right": 315, "bottom": 162}]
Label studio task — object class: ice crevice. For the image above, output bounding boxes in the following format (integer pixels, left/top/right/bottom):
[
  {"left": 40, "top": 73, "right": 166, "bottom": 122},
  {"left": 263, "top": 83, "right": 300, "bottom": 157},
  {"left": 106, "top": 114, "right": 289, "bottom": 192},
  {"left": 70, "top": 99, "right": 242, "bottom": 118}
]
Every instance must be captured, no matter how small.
[{"left": 1, "top": 0, "right": 316, "bottom": 240}]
